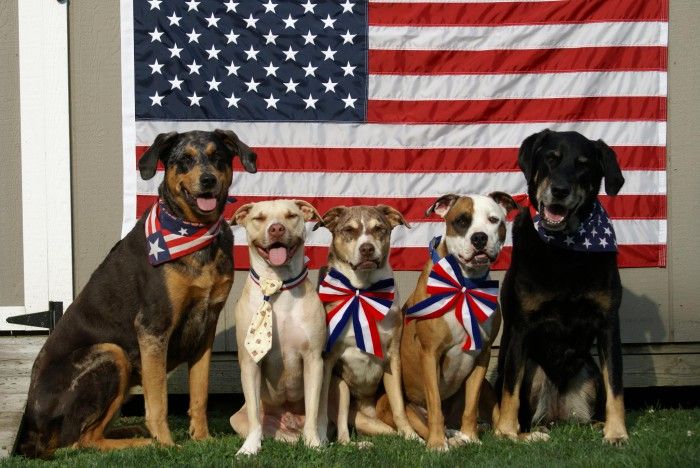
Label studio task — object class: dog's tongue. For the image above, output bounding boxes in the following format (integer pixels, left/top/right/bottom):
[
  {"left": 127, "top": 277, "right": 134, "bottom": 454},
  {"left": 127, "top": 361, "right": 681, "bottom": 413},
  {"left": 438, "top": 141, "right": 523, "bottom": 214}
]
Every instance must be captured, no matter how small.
[
  {"left": 268, "top": 246, "right": 288, "bottom": 266},
  {"left": 544, "top": 205, "right": 566, "bottom": 223},
  {"left": 196, "top": 197, "right": 217, "bottom": 212}
]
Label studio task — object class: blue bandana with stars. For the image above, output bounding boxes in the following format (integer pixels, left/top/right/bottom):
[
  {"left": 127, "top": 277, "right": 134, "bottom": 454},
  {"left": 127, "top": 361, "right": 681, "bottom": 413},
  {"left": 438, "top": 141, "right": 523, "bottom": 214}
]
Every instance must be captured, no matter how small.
[{"left": 533, "top": 200, "right": 618, "bottom": 253}]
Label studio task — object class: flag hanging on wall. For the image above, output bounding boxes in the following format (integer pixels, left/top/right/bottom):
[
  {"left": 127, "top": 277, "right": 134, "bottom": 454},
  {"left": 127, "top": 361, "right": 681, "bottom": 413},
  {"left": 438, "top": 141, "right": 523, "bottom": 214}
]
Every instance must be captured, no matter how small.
[{"left": 120, "top": 0, "right": 668, "bottom": 270}]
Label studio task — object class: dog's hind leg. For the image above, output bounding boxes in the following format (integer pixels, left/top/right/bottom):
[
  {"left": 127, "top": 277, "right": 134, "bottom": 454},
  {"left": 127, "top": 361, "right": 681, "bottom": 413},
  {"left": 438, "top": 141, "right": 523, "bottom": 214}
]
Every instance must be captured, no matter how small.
[{"left": 71, "top": 344, "right": 152, "bottom": 451}]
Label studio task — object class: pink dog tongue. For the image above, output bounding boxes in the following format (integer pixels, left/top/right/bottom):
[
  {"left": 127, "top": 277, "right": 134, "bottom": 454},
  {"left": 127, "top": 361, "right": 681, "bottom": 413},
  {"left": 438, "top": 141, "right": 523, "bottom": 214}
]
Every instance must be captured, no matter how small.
[
  {"left": 196, "top": 197, "right": 217, "bottom": 212},
  {"left": 268, "top": 246, "right": 288, "bottom": 266},
  {"left": 544, "top": 205, "right": 565, "bottom": 223}
]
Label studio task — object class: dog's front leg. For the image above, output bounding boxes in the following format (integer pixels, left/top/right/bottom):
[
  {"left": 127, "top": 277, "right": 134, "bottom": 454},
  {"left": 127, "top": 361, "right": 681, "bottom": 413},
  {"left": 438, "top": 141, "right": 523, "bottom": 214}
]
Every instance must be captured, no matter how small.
[
  {"left": 138, "top": 334, "right": 175, "bottom": 446},
  {"left": 495, "top": 335, "right": 525, "bottom": 440},
  {"left": 597, "top": 306, "right": 628, "bottom": 445},
  {"left": 187, "top": 325, "right": 217, "bottom": 440},
  {"left": 383, "top": 332, "right": 419, "bottom": 440},
  {"left": 453, "top": 346, "right": 491, "bottom": 445},
  {"left": 237, "top": 354, "right": 263, "bottom": 456},
  {"left": 420, "top": 349, "right": 448, "bottom": 450},
  {"left": 302, "top": 350, "right": 324, "bottom": 448},
  {"left": 318, "top": 352, "right": 337, "bottom": 444}
]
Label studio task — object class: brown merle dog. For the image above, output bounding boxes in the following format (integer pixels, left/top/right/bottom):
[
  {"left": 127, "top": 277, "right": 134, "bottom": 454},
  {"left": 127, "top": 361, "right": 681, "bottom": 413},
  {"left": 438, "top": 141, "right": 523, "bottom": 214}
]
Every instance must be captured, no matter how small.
[
  {"left": 20, "top": 130, "right": 256, "bottom": 458},
  {"left": 494, "top": 129, "right": 628, "bottom": 445}
]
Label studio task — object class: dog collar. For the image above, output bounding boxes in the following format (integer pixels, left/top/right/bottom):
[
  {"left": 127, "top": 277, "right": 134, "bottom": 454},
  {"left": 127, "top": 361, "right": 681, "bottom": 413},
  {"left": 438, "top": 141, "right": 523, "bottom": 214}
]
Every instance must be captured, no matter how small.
[
  {"left": 406, "top": 253, "right": 498, "bottom": 351},
  {"left": 249, "top": 267, "right": 308, "bottom": 300},
  {"left": 533, "top": 200, "right": 618, "bottom": 253},
  {"left": 319, "top": 268, "right": 395, "bottom": 358},
  {"left": 144, "top": 201, "right": 223, "bottom": 266}
]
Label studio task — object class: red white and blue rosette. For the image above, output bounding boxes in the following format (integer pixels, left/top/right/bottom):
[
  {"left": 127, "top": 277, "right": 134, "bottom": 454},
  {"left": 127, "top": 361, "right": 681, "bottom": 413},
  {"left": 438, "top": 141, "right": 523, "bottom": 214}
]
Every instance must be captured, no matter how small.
[
  {"left": 319, "top": 268, "right": 395, "bottom": 358},
  {"left": 406, "top": 255, "right": 499, "bottom": 351}
]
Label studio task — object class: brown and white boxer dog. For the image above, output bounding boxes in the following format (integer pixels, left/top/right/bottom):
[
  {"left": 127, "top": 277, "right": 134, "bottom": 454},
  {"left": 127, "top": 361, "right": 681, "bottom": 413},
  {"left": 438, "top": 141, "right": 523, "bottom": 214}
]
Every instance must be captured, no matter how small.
[
  {"left": 380, "top": 193, "right": 517, "bottom": 450},
  {"left": 229, "top": 200, "right": 326, "bottom": 456},
  {"left": 312, "top": 205, "right": 420, "bottom": 444}
]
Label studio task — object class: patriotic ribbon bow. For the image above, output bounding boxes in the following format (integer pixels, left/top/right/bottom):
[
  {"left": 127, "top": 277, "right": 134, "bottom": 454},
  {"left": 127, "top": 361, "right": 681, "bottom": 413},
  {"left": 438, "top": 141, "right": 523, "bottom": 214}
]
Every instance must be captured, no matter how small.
[
  {"left": 144, "top": 201, "right": 223, "bottom": 266},
  {"left": 406, "top": 254, "right": 499, "bottom": 351},
  {"left": 319, "top": 268, "right": 396, "bottom": 358}
]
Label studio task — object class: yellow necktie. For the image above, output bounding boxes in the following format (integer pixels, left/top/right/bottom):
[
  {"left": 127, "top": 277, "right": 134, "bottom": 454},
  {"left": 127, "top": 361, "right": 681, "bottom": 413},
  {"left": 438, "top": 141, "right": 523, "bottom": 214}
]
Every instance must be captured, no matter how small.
[{"left": 244, "top": 277, "right": 283, "bottom": 363}]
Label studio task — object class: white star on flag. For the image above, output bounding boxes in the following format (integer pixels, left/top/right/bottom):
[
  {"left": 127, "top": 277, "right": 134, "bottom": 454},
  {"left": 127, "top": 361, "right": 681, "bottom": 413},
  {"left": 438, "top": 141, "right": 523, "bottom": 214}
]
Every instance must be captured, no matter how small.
[
  {"left": 149, "top": 92, "right": 164, "bottom": 106},
  {"left": 322, "top": 78, "right": 338, "bottom": 93},
  {"left": 321, "top": 46, "right": 337, "bottom": 61},
  {"left": 167, "top": 12, "right": 181, "bottom": 26},
  {"left": 283, "top": 46, "right": 298, "bottom": 62},
  {"left": 340, "top": 30, "right": 356, "bottom": 44},
  {"left": 321, "top": 14, "right": 336, "bottom": 29},
  {"left": 205, "top": 13, "right": 220, "bottom": 28},
  {"left": 302, "top": 30, "right": 316, "bottom": 45},
  {"left": 149, "top": 59, "right": 163, "bottom": 74},
  {"left": 262, "top": 0, "right": 277, "bottom": 13},
  {"left": 225, "top": 61, "right": 241, "bottom": 76},
  {"left": 599, "top": 237, "right": 609, "bottom": 248},
  {"left": 148, "top": 0, "right": 161, "bottom": 10},
  {"left": 168, "top": 75, "right": 183, "bottom": 90},
  {"left": 583, "top": 238, "right": 592, "bottom": 249},
  {"left": 149, "top": 28, "right": 163, "bottom": 42},
  {"left": 245, "top": 77, "right": 261, "bottom": 92},
  {"left": 207, "top": 77, "right": 221, "bottom": 91},
  {"left": 301, "top": 0, "right": 315, "bottom": 14},
  {"left": 185, "top": 0, "right": 199, "bottom": 12},
  {"left": 225, "top": 30, "right": 240, "bottom": 44},
  {"left": 187, "top": 60, "right": 202, "bottom": 75},
  {"left": 224, "top": 0, "right": 238, "bottom": 12},
  {"left": 303, "top": 94, "right": 318, "bottom": 109},
  {"left": 341, "top": 62, "right": 356, "bottom": 76},
  {"left": 188, "top": 93, "right": 202, "bottom": 106},
  {"left": 244, "top": 14, "right": 259, "bottom": 29},
  {"left": 187, "top": 28, "right": 201, "bottom": 43},
  {"left": 265, "top": 94, "right": 280, "bottom": 109},
  {"left": 284, "top": 78, "right": 299, "bottom": 93},
  {"left": 206, "top": 45, "right": 221, "bottom": 59},
  {"left": 282, "top": 14, "right": 298, "bottom": 29},
  {"left": 244, "top": 45, "right": 260, "bottom": 61},
  {"left": 263, "top": 62, "right": 279, "bottom": 77},
  {"left": 168, "top": 43, "right": 183, "bottom": 58},
  {"left": 226, "top": 93, "right": 241, "bottom": 108},
  {"left": 564, "top": 235, "right": 575, "bottom": 246},
  {"left": 178, "top": 227, "right": 189, "bottom": 235},
  {"left": 303, "top": 62, "right": 318, "bottom": 77},
  {"left": 263, "top": 30, "right": 278, "bottom": 45},
  {"left": 342, "top": 94, "right": 357, "bottom": 108},
  {"left": 340, "top": 0, "right": 354, "bottom": 13}
]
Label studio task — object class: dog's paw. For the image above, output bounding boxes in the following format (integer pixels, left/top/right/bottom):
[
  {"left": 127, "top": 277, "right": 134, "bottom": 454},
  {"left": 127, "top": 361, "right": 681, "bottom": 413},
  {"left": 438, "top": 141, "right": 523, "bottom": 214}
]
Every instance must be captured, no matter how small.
[
  {"left": 446, "top": 429, "right": 481, "bottom": 446},
  {"left": 398, "top": 425, "right": 422, "bottom": 442},
  {"left": 188, "top": 424, "right": 210, "bottom": 441},
  {"left": 236, "top": 434, "right": 262, "bottom": 457},
  {"left": 304, "top": 432, "right": 323, "bottom": 449},
  {"left": 494, "top": 426, "right": 519, "bottom": 441},
  {"left": 522, "top": 431, "right": 550, "bottom": 443},
  {"left": 426, "top": 436, "right": 449, "bottom": 452},
  {"left": 603, "top": 426, "right": 629, "bottom": 446}
]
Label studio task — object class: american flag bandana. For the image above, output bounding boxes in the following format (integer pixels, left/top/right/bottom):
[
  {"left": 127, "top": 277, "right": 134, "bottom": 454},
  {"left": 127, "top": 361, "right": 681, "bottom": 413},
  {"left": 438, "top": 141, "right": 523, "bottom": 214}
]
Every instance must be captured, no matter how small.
[
  {"left": 406, "top": 252, "right": 499, "bottom": 351},
  {"left": 319, "top": 268, "right": 395, "bottom": 358},
  {"left": 533, "top": 200, "right": 618, "bottom": 253},
  {"left": 144, "top": 201, "right": 223, "bottom": 266}
]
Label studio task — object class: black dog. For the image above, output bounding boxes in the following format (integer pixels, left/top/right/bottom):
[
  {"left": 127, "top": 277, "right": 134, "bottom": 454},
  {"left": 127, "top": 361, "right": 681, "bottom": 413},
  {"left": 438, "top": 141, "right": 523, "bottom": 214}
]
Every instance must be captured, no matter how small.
[
  {"left": 495, "top": 129, "right": 629, "bottom": 445},
  {"left": 20, "top": 130, "right": 256, "bottom": 458}
]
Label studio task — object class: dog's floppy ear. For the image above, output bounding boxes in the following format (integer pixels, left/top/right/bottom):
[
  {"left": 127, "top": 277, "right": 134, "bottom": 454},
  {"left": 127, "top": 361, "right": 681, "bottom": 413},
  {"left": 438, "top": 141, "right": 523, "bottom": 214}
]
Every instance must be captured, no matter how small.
[
  {"left": 138, "top": 131, "right": 178, "bottom": 180},
  {"left": 294, "top": 200, "right": 322, "bottom": 222},
  {"left": 488, "top": 191, "right": 519, "bottom": 214},
  {"left": 425, "top": 194, "right": 460, "bottom": 218},
  {"left": 214, "top": 129, "right": 258, "bottom": 174},
  {"left": 595, "top": 139, "right": 625, "bottom": 196},
  {"left": 377, "top": 205, "right": 411, "bottom": 229},
  {"left": 313, "top": 206, "right": 346, "bottom": 231},
  {"left": 518, "top": 128, "right": 551, "bottom": 184},
  {"left": 232, "top": 203, "right": 254, "bottom": 226}
]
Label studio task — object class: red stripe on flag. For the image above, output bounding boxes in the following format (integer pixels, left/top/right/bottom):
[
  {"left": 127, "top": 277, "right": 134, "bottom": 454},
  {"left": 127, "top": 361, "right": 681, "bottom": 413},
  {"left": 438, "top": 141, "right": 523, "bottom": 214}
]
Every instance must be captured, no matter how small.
[
  {"left": 369, "top": 47, "right": 666, "bottom": 76},
  {"left": 136, "top": 194, "right": 666, "bottom": 222},
  {"left": 230, "top": 245, "right": 666, "bottom": 271},
  {"left": 369, "top": 0, "right": 668, "bottom": 27},
  {"left": 135, "top": 146, "right": 666, "bottom": 172},
  {"left": 367, "top": 97, "right": 667, "bottom": 124}
]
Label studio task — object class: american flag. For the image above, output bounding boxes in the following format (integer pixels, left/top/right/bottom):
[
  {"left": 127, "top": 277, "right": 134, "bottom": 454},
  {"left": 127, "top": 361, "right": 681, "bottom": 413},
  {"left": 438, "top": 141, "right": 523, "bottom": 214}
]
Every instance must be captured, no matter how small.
[{"left": 120, "top": 0, "right": 668, "bottom": 270}]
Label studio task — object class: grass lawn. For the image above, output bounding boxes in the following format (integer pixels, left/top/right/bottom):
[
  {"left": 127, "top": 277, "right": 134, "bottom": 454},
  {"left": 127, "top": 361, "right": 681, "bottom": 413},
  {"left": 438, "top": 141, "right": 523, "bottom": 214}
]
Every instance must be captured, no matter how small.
[{"left": 3, "top": 407, "right": 700, "bottom": 468}]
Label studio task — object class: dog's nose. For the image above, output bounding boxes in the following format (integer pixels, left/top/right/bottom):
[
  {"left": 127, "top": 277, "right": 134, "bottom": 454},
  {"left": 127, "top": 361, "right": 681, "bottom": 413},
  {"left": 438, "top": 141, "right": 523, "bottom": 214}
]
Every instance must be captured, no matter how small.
[
  {"left": 200, "top": 172, "right": 217, "bottom": 190},
  {"left": 268, "top": 223, "right": 286, "bottom": 239},
  {"left": 550, "top": 184, "right": 571, "bottom": 200},
  {"left": 470, "top": 232, "right": 488, "bottom": 250},
  {"left": 359, "top": 243, "right": 375, "bottom": 258}
]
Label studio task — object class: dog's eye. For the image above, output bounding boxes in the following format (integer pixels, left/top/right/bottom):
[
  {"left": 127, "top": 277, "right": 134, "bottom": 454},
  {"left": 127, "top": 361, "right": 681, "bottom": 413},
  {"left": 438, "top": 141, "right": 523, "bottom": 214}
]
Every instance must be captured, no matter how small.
[
  {"left": 373, "top": 226, "right": 387, "bottom": 236},
  {"left": 252, "top": 215, "right": 266, "bottom": 223},
  {"left": 285, "top": 213, "right": 298, "bottom": 220},
  {"left": 488, "top": 216, "right": 500, "bottom": 224},
  {"left": 342, "top": 226, "right": 357, "bottom": 234}
]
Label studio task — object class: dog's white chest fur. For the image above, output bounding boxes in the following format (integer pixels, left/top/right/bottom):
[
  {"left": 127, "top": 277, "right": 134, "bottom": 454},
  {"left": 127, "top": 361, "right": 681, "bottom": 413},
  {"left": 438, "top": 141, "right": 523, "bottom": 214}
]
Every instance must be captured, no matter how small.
[
  {"left": 238, "top": 279, "right": 326, "bottom": 405},
  {"left": 334, "top": 300, "right": 401, "bottom": 398},
  {"left": 439, "top": 310, "right": 496, "bottom": 398}
]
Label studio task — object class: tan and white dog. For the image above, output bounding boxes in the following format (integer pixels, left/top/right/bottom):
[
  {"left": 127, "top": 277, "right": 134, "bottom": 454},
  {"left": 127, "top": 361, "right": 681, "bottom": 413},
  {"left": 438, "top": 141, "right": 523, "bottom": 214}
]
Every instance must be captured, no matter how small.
[
  {"left": 313, "top": 205, "right": 419, "bottom": 444},
  {"left": 381, "top": 193, "right": 517, "bottom": 450},
  {"left": 229, "top": 199, "right": 326, "bottom": 456}
]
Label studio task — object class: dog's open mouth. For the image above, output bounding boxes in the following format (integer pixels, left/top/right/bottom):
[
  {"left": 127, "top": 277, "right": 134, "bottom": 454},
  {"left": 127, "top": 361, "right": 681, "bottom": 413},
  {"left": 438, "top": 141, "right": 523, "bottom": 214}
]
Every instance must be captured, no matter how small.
[
  {"left": 182, "top": 186, "right": 219, "bottom": 213},
  {"left": 541, "top": 203, "right": 569, "bottom": 230},
  {"left": 256, "top": 241, "right": 299, "bottom": 266}
]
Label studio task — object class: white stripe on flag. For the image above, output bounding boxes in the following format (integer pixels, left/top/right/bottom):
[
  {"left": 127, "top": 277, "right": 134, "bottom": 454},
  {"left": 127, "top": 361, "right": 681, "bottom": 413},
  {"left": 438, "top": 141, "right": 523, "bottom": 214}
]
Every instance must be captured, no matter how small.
[
  {"left": 134, "top": 121, "right": 666, "bottom": 148},
  {"left": 369, "top": 22, "right": 668, "bottom": 51},
  {"left": 136, "top": 170, "right": 665, "bottom": 197},
  {"left": 369, "top": 71, "right": 667, "bottom": 101},
  {"left": 227, "top": 219, "right": 667, "bottom": 248}
]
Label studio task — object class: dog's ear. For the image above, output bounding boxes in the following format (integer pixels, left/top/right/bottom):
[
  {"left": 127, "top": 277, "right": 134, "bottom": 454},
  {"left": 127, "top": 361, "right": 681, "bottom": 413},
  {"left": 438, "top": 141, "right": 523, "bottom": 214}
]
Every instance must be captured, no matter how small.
[
  {"left": 294, "top": 200, "right": 322, "bottom": 222},
  {"left": 595, "top": 139, "right": 625, "bottom": 196},
  {"left": 313, "top": 206, "right": 347, "bottom": 231},
  {"left": 232, "top": 203, "right": 254, "bottom": 226},
  {"left": 425, "top": 194, "right": 460, "bottom": 218},
  {"left": 377, "top": 205, "right": 411, "bottom": 229},
  {"left": 214, "top": 129, "right": 258, "bottom": 174},
  {"left": 138, "top": 131, "right": 178, "bottom": 180},
  {"left": 518, "top": 129, "right": 551, "bottom": 184},
  {"left": 488, "top": 191, "right": 519, "bottom": 214}
]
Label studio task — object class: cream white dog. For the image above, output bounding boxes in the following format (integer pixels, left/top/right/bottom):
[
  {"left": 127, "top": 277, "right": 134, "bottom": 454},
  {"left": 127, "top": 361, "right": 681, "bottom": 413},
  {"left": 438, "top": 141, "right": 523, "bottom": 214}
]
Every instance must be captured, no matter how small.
[
  {"left": 313, "top": 205, "right": 419, "bottom": 444},
  {"left": 229, "top": 199, "right": 327, "bottom": 456}
]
